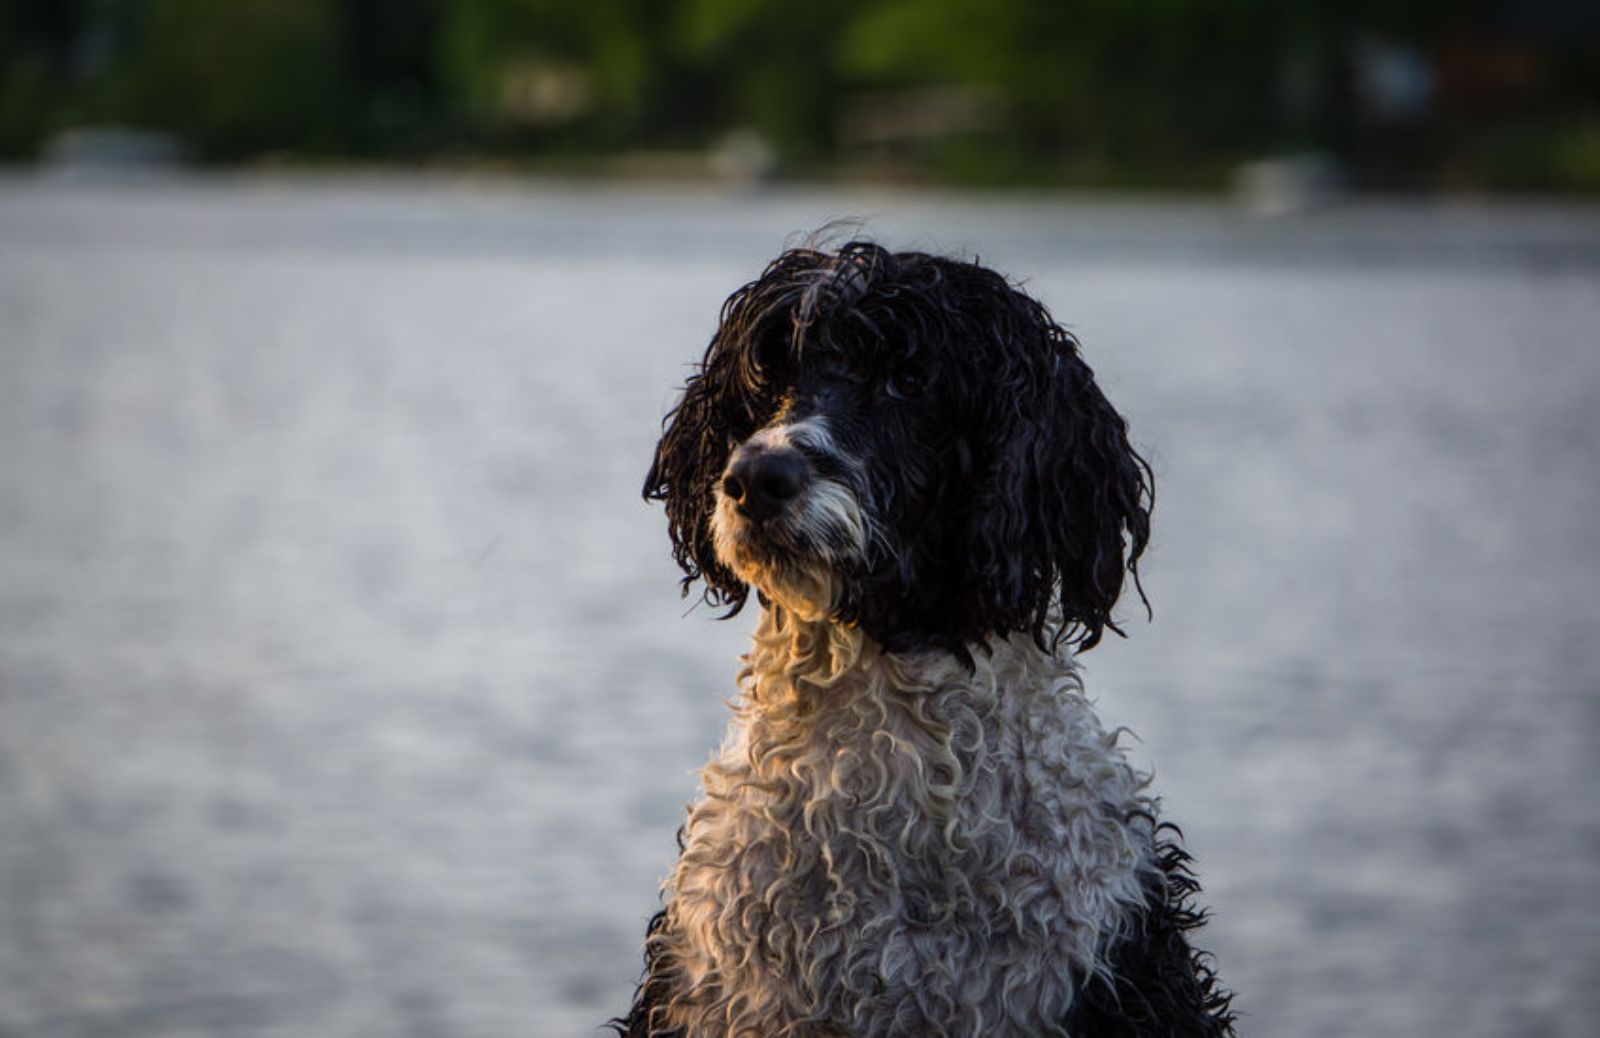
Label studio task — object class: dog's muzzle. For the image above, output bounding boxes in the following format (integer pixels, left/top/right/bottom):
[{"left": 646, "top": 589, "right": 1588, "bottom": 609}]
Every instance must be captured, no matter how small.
[
  {"left": 722, "top": 443, "right": 810, "bottom": 522},
  {"left": 712, "top": 422, "right": 868, "bottom": 618}
]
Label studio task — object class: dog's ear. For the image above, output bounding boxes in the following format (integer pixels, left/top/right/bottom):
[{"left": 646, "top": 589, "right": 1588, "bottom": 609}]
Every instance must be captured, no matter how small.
[
  {"left": 643, "top": 348, "right": 749, "bottom": 616},
  {"left": 965, "top": 311, "right": 1153, "bottom": 653},
  {"left": 643, "top": 268, "right": 797, "bottom": 614}
]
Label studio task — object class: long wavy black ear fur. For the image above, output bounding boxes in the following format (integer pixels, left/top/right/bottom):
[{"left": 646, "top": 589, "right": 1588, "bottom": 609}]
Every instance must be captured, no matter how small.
[
  {"left": 642, "top": 253, "right": 815, "bottom": 615},
  {"left": 963, "top": 285, "right": 1153, "bottom": 653}
]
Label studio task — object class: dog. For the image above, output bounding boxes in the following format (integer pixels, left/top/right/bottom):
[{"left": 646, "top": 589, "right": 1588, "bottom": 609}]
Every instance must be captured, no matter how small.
[{"left": 617, "top": 241, "right": 1233, "bottom": 1037}]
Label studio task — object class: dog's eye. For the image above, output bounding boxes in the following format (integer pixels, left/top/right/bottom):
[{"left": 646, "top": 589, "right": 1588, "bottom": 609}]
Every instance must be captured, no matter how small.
[{"left": 884, "top": 370, "right": 927, "bottom": 400}]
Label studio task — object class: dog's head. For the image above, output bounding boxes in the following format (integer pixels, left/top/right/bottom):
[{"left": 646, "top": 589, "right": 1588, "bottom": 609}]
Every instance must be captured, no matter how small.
[{"left": 644, "top": 242, "right": 1152, "bottom": 657}]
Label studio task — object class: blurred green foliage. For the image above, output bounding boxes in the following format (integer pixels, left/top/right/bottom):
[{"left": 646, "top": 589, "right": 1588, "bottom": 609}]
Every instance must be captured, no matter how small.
[
  {"left": 117, "top": 0, "right": 344, "bottom": 155},
  {"left": 2, "top": 0, "right": 1596, "bottom": 189}
]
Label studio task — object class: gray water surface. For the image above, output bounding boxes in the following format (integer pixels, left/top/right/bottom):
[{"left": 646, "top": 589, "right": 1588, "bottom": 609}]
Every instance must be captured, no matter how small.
[{"left": 2, "top": 176, "right": 1598, "bottom": 1037}]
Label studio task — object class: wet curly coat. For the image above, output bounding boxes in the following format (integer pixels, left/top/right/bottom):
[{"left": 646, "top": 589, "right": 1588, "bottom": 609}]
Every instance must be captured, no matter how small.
[{"left": 616, "top": 242, "right": 1233, "bottom": 1037}]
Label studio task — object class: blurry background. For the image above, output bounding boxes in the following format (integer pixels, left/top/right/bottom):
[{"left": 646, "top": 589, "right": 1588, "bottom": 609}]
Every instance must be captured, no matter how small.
[
  {"left": 2, "top": 3, "right": 1599, "bottom": 1038},
  {"left": 2, "top": 0, "right": 1600, "bottom": 191}
]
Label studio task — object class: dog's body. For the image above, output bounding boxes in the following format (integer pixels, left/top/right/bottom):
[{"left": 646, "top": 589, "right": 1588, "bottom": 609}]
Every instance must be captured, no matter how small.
[{"left": 620, "top": 243, "right": 1232, "bottom": 1037}]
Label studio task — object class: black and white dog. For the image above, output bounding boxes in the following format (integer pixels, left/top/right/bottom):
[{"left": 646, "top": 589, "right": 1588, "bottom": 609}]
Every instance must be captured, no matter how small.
[{"left": 619, "top": 242, "right": 1233, "bottom": 1037}]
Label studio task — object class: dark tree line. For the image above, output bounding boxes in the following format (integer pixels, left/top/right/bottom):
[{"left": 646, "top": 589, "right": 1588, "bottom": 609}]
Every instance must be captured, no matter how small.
[{"left": 2, "top": 0, "right": 1596, "bottom": 189}]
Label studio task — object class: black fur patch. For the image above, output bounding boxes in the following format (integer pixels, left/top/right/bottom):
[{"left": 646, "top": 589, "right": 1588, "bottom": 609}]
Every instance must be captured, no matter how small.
[
  {"left": 1063, "top": 824, "right": 1237, "bottom": 1037},
  {"left": 610, "top": 909, "right": 682, "bottom": 1038}
]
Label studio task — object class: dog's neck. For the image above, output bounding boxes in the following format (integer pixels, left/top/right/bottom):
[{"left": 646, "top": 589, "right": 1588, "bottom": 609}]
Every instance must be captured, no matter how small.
[
  {"left": 736, "top": 604, "right": 979, "bottom": 710},
  {"left": 741, "top": 605, "right": 870, "bottom": 694},
  {"left": 739, "top": 602, "right": 1070, "bottom": 699}
]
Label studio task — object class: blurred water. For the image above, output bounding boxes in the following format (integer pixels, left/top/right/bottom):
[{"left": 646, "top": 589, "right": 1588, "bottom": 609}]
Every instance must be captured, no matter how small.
[{"left": 1, "top": 175, "right": 1598, "bottom": 1037}]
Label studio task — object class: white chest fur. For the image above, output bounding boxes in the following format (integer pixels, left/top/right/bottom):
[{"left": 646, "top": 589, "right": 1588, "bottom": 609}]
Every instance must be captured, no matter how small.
[{"left": 653, "top": 608, "right": 1159, "bottom": 1038}]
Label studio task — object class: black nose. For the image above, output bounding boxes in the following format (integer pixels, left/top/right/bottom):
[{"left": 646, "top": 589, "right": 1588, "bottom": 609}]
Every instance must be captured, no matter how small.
[{"left": 722, "top": 446, "right": 808, "bottom": 521}]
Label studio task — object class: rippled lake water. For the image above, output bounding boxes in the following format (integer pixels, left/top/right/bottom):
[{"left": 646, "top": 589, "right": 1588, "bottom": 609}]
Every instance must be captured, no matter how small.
[{"left": 2, "top": 175, "right": 1598, "bottom": 1037}]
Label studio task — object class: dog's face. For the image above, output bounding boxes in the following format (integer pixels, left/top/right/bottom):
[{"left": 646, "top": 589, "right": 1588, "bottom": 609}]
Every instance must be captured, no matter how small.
[{"left": 645, "top": 243, "right": 1152, "bottom": 657}]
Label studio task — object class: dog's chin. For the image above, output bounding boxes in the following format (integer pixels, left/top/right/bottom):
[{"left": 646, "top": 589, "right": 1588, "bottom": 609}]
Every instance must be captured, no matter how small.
[{"left": 712, "top": 500, "right": 849, "bottom": 623}]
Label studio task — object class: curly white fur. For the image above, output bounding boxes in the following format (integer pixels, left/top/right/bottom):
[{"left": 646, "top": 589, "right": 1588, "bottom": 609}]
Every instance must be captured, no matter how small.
[{"left": 649, "top": 606, "right": 1162, "bottom": 1038}]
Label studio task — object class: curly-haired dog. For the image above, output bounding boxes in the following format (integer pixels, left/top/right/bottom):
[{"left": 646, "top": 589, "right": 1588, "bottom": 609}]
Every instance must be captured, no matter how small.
[{"left": 618, "top": 242, "right": 1233, "bottom": 1037}]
